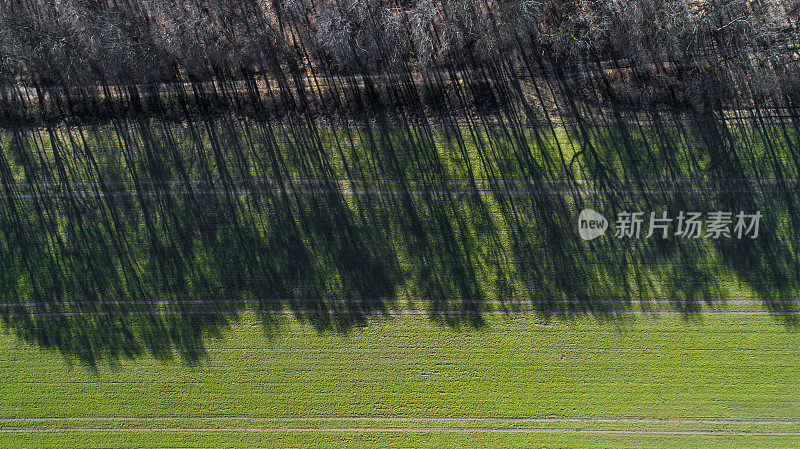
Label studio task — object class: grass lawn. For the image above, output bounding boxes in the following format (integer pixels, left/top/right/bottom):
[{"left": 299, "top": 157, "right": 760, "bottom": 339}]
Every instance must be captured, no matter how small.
[
  {"left": 5, "top": 431, "right": 800, "bottom": 449},
  {"left": 2, "top": 117, "right": 800, "bottom": 447},
  {"left": 2, "top": 312, "right": 800, "bottom": 448}
]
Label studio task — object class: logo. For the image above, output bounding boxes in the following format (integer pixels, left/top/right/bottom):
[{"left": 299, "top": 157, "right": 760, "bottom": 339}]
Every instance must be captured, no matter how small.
[
  {"left": 578, "top": 209, "right": 608, "bottom": 240},
  {"left": 577, "top": 209, "right": 762, "bottom": 241}
]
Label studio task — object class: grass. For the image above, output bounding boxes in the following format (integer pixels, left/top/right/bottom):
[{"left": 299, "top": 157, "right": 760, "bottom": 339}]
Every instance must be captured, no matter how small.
[
  {"left": 2, "top": 312, "right": 800, "bottom": 447},
  {"left": 3, "top": 115, "right": 800, "bottom": 447},
  {"left": 6, "top": 430, "right": 800, "bottom": 449},
  {"left": 3, "top": 118, "right": 797, "bottom": 183}
]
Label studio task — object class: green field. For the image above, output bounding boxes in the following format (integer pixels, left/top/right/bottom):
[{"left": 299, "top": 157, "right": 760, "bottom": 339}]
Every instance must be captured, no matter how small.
[
  {"left": 2, "top": 311, "right": 800, "bottom": 448},
  {"left": 2, "top": 2, "right": 800, "bottom": 445},
  {"left": 2, "top": 112, "right": 800, "bottom": 447}
]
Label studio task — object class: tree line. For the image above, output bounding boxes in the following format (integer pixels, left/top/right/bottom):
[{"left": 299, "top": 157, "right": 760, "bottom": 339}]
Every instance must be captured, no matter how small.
[{"left": 0, "top": 0, "right": 798, "bottom": 111}]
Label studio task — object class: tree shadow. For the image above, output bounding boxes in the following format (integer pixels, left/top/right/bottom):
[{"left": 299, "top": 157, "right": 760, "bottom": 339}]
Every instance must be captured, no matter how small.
[{"left": 1, "top": 79, "right": 799, "bottom": 367}]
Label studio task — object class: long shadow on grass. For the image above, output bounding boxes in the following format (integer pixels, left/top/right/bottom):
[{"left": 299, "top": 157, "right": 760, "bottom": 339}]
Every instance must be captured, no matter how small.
[{"left": 1, "top": 95, "right": 800, "bottom": 366}]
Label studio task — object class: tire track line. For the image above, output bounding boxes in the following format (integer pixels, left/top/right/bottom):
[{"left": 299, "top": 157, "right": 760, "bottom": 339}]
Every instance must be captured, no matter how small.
[
  {"left": 3, "top": 417, "right": 800, "bottom": 424},
  {"left": 6, "top": 177, "right": 800, "bottom": 187},
  {"left": 2, "top": 186, "right": 799, "bottom": 198},
  {"left": 2, "top": 426, "right": 800, "bottom": 435},
  {"left": 0, "top": 298, "right": 771, "bottom": 307},
  {"left": 0, "top": 308, "right": 784, "bottom": 317}
]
